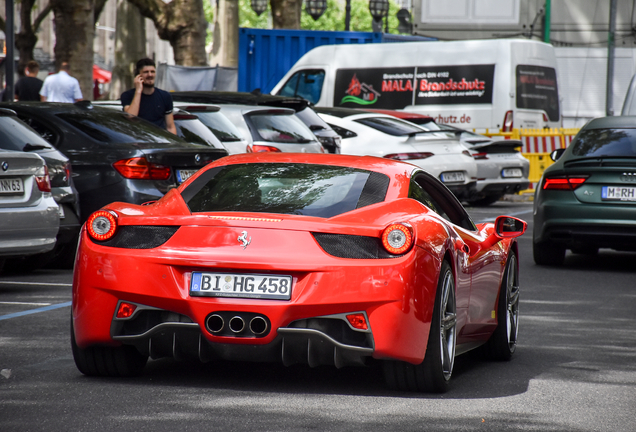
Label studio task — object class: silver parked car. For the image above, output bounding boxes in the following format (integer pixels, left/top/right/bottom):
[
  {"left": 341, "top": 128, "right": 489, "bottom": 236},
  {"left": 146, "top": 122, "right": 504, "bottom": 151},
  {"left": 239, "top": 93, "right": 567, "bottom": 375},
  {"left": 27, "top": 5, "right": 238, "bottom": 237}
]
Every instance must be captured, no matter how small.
[
  {"left": 0, "top": 108, "right": 80, "bottom": 268},
  {"left": 172, "top": 102, "right": 250, "bottom": 155},
  {"left": 216, "top": 105, "right": 325, "bottom": 154},
  {"left": 0, "top": 151, "right": 59, "bottom": 272},
  {"left": 431, "top": 123, "right": 530, "bottom": 206}
]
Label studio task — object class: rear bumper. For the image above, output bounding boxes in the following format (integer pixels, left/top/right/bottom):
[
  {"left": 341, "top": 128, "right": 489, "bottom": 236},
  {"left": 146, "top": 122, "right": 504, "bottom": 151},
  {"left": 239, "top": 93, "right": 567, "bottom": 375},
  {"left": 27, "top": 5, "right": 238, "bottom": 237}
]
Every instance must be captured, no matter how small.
[
  {"left": 72, "top": 227, "right": 441, "bottom": 366},
  {"left": 0, "top": 195, "right": 59, "bottom": 257},
  {"left": 475, "top": 178, "right": 530, "bottom": 195},
  {"left": 534, "top": 192, "right": 636, "bottom": 249}
]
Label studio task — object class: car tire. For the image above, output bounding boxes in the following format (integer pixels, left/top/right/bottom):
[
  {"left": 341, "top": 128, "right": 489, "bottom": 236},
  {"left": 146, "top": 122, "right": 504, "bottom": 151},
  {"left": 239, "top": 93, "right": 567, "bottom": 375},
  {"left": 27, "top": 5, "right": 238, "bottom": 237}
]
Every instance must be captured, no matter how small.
[
  {"left": 71, "top": 316, "right": 148, "bottom": 377},
  {"left": 533, "top": 240, "right": 565, "bottom": 266},
  {"left": 482, "top": 252, "right": 519, "bottom": 361},
  {"left": 383, "top": 261, "right": 456, "bottom": 393}
]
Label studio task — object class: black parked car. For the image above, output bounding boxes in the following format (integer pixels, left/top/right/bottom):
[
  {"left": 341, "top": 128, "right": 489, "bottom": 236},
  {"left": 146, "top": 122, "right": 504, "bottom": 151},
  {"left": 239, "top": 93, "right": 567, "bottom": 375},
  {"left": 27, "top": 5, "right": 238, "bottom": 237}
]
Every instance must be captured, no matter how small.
[
  {"left": 171, "top": 91, "right": 342, "bottom": 154},
  {"left": 0, "top": 108, "right": 80, "bottom": 267},
  {"left": 0, "top": 102, "right": 228, "bottom": 223}
]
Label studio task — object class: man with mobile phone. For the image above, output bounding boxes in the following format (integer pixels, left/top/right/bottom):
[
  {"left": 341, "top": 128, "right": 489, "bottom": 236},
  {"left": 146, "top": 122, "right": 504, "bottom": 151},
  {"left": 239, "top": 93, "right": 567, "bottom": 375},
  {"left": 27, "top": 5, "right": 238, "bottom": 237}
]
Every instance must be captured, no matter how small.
[{"left": 120, "top": 58, "right": 176, "bottom": 134}]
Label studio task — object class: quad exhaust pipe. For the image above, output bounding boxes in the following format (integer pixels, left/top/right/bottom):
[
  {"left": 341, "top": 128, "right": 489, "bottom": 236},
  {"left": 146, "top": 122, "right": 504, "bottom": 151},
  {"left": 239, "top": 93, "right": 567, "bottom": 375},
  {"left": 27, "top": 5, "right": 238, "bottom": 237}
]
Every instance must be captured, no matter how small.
[
  {"left": 228, "top": 316, "right": 245, "bottom": 333},
  {"left": 205, "top": 312, "right": 269, "bottom": 337},
  {"left": 206, "top": 314, "right": 224, "bottom": 333}
]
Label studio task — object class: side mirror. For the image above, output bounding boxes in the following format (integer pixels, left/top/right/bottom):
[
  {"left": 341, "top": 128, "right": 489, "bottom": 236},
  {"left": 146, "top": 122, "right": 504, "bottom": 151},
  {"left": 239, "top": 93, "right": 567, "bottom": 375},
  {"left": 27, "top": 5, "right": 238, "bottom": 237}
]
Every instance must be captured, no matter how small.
[
  {"left": 550, "top": 148, "right": 566, "bottom": 161},
  {"left": 494, "top": 215, "right": 527, "bottom": 238}
]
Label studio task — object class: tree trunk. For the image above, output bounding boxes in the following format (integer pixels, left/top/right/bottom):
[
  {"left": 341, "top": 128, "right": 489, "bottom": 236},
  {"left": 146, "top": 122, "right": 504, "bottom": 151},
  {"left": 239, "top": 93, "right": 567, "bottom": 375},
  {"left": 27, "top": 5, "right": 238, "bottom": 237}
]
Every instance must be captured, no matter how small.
[
  {"left": 210, "top": 0, "right": 239, "bottom": 67},
  {"left": 270, "top": 0, "right": 302, "bottom": 29},
  {"left": 109, "top": 0, "right": 146, "bottom": 99},
  {"left": 50, "top": 0, "right": 95, "bottom": 100},
  {"left": 127, "top": 0, "right": 208, "bottom": 66},
  {"left": 15, "top": 0, "right": 52, "bottom": 77}
]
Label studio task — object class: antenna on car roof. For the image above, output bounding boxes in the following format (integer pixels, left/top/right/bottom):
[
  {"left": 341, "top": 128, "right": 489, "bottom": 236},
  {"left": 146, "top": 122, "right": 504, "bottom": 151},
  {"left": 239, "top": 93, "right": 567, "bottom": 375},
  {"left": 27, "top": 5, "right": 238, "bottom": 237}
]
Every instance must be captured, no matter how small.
[{"left": 251, "top": 88, "right": 262, "bottom": 96}]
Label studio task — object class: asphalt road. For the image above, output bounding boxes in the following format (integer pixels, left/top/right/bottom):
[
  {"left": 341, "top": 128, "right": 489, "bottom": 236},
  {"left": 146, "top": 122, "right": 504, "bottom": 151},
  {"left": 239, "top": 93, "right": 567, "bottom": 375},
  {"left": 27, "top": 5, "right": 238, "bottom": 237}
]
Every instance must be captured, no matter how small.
[{"left": 1, "top": 200, "right": 635, "bottom": 432}]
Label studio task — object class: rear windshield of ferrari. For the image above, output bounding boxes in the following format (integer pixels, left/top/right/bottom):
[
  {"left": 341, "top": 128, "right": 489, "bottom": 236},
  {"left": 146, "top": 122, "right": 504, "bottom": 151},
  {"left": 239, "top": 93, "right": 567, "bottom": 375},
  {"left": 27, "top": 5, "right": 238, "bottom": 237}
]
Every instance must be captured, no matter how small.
[
  {"left": 570, "top": 128, "right": 636, "bottom": 157},
  {"left": 183, "top": 163, "right": 389, "bottom": 218}
]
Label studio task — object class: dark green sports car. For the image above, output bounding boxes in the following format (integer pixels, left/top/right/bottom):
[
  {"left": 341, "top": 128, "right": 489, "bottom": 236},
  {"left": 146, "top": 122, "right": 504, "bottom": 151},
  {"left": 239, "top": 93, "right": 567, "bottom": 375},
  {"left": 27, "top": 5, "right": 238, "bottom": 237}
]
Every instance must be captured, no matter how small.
[{"left": 533, "top": 116, "right": 636, "bottom": 265}]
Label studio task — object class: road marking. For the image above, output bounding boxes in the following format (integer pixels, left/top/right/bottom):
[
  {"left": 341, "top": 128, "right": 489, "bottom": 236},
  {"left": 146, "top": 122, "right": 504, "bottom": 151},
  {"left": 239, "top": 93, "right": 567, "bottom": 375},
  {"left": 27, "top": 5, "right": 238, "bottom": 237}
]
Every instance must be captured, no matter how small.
[
  {"left": 476, "top": 208, "right": 533, "bottom": 223},
  {"left": 0, "top": 301, "right": 72, "bottom": 321},
  {"left": 0, "top": 301, "right": 52, "bottom": 306},
  {"left": 0, "top": 281, "right": 72, "bottom": 287}
]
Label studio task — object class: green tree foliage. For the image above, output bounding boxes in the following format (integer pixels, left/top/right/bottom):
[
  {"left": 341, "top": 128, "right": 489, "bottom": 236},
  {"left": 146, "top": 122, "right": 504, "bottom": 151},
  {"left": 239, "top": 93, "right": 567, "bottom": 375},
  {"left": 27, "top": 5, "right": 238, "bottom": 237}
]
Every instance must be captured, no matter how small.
[
  {"left": 239, "top": 0, "right": 271, "bottom": 28},
  {"left": 236, "top": 0, "right": 405, "bottom": 33}
]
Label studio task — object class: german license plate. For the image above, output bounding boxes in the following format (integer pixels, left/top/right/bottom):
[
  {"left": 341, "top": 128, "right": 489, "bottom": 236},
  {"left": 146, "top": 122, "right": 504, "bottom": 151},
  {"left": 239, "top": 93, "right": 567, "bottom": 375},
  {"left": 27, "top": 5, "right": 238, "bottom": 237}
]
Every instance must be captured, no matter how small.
[
  {"left": 502, "top": 168, "right": 523, "bottom": 178},
  {"left": 190, "top": 272, "right": 292, "bottom": 300},
  {"left": 601, "top": 186, "right": 636, "bottom": 201},
  {"left": 177, "top": 169, "right": 198, "bottom": 183},
  {"left": 0, "top": 177, "right": 24, "bottom": 194},
  {"left": 440, "top": 171, "right": 465, "bottom": 183}
]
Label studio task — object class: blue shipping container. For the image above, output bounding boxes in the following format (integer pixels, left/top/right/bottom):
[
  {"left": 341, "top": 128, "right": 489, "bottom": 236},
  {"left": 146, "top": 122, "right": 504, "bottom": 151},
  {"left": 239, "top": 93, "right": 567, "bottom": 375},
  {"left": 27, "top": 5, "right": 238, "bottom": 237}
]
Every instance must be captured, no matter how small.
[{"left": 238, "top": 28, "right": 385, "bottom": 94}]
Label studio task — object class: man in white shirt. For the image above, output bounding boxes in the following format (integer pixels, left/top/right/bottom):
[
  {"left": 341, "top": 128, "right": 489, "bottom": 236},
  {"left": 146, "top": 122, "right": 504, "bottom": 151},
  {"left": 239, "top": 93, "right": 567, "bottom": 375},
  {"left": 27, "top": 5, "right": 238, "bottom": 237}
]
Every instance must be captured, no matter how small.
[{"left": 40, "top": 62, "right": 83, "bottom": 103}]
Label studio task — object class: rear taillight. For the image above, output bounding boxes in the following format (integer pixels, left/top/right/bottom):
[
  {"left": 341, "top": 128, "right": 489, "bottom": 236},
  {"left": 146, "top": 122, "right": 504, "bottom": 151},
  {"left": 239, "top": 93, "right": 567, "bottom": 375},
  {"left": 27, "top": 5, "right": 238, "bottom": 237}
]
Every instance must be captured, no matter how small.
[
  {"left": 64, "top": 162, "right": 72, "bottom": 185},
  {"left": 35, "top": 165, "right": 52, "bottom": 192},
  {"left": 87, "top": 210, "right": 118, "bottom": 241},
  {"left": 542, "top": 113, "right": 549, "bottom": 123},
  {"left": 381, "top": 223, "right": 414, "bottom": 255},
  {"left": 116, "top": 302, "right": 137, "bottom": 319},
  {"left": 543, "top": 176, "right": 588, "bottom": 190},
  {"left": 346, "top": 313, "right": 368, "bottom": 330},
  {"left": 248, "top": 145, "right": 282, "bottom": 153},
  {"left": 472, "top": 152, "right": 488, "bottom": 160},
  {"left": 384, "top": 152, "right": 434, "bottom": 161},
  {"left": 502, "top": 110, "right": 514, "bottom": 132},
  {"left": 113, "top": 157, "right": 171, "bottom": 180}
]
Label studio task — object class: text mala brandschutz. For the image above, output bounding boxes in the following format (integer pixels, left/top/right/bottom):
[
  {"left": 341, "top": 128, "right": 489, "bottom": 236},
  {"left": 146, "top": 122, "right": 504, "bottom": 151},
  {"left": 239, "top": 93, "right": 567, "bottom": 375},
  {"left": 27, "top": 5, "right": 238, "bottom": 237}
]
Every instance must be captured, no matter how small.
[{"left": 334, "top": 65, "right": 495, "bottom": 109}]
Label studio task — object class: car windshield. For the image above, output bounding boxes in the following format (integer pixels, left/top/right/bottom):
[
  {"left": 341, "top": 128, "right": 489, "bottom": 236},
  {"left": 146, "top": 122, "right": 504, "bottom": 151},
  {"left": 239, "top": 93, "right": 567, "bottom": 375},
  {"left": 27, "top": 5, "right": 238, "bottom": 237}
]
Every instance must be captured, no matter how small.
[
  {"left": 0, "top": 116, "right": 52, "bottom": 151},
  {"left": 570, "top": 128, "right": 636, "bottom": 157},
  {"left": 190, "top": 111, "right": 243, "bottom": 142},
  {"left": 175, "top": 117, "right": 224, "bottom": 148},
  {"left": 184, "top": 163, "right": 389, "bottom": 218},
  {"left": 355, "top": 117, "right": 427, "bottom": 136},
  {"left": 245, "top": 113, "right": 316, "bottom": 143},
  {"left": 57, "top": 110, "right": 187, "bottom": 144}
]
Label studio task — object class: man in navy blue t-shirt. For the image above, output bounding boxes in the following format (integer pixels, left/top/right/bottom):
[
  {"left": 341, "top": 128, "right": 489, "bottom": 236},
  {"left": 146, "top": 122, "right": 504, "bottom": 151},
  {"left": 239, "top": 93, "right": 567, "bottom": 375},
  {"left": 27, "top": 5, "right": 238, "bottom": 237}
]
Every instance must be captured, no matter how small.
[{"left": 121, "top": 58, "right": 176, "bottom": 134}]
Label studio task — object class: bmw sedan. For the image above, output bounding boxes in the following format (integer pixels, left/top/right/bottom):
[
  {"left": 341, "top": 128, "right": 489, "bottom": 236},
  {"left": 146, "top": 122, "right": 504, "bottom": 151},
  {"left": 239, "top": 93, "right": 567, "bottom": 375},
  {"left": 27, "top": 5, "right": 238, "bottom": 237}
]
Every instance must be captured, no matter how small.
[
  {"left": 533, "top": 116, "right": 636, "bottom": 265},
  {"left": 0, "top": 102, "right": 228, "bottom": 222},
  {"left": 0, "top": 108, "right": 80, "bottom": 268},
  {"left": 0, "top": 151, "right": 59, "bottom": 272}
]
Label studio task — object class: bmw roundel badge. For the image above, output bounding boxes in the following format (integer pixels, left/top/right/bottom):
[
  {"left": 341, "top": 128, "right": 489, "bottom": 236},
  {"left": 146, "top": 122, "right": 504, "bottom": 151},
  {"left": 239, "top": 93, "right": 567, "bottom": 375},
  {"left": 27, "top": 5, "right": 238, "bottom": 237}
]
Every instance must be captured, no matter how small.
[{"left": 1, "top": 161, "right": 8, "bottom": 171}]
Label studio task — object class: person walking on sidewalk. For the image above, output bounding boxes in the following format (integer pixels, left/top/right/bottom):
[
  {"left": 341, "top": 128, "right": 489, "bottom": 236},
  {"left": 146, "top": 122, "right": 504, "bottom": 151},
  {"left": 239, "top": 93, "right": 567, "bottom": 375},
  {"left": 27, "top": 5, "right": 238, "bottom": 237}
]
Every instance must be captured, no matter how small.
[
  {"left": 39, "top": 62, "right": 83, "bottom": 103},
  {"left": 120, "top": 58, "right": 176, "bottom": 134},
  {"left": 15, "top": 60, "right": 43, "bottom": 101}
]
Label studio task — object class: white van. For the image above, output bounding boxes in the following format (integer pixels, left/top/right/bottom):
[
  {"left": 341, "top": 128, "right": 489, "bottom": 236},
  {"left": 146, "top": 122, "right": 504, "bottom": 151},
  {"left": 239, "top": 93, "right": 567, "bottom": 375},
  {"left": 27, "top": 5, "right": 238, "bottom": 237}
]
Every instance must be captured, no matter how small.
[{"left": 271, "top": 39, "right": 561, "bottom": 131}]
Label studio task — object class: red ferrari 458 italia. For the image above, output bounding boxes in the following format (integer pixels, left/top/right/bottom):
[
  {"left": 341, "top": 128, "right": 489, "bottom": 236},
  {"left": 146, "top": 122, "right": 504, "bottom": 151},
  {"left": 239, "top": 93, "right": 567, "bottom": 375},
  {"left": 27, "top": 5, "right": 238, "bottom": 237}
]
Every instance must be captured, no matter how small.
[{"left": 71, "top": 152, "right": 526, "bottom": 392}]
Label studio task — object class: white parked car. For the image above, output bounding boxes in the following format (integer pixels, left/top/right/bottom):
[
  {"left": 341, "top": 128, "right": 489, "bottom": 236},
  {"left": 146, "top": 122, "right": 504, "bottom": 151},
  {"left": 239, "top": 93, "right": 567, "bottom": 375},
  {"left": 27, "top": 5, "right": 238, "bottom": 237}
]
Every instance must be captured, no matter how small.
[
  {"left": 216, "top": 105, "right": 325, "bottom": 154},
  {"left": 315, "top": 107, "right": 478, "bottom": 200}
]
